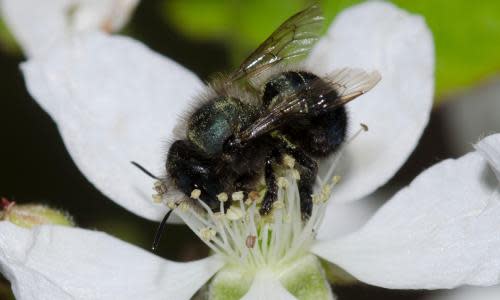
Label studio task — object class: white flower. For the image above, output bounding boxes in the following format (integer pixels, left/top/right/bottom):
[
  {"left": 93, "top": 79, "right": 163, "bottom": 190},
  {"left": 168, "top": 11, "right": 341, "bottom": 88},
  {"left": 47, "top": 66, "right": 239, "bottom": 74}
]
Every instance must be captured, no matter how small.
[
  {"left": 19, "top": 1, "right": 434, "bottom": 233},
  {"left": 0, "top": 0, "right": 139, "bottom": 57},
  {"left": 1, "top": 133, "right": 500, "bottom": 299},
  {"left": 6, "top": 2, "right": 499, "bottom": 299}
]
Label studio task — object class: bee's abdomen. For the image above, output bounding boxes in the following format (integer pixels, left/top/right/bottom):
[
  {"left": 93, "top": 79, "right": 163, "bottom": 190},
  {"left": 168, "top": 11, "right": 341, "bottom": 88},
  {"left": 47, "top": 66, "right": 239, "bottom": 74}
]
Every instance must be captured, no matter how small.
[{"left": 262, "top": 71, "right": 318, "bottom": 108}]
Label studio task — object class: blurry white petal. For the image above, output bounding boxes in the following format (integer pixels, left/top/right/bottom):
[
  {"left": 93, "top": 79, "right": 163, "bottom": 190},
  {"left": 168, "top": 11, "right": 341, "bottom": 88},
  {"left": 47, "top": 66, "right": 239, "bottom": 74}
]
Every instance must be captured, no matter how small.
[
  {"left": 475, "top": 133, "right": 500, "bottom": 180},
  {"left": 316, "top": 192, "right": 380, "bottom": 240},
  {"left": 426, "top": 285, "right": 500, "bottom": 300},
  {"left": 241, "top": 270, "right": 297, "bottom": 300},
  {"left": 308, "top": 2, "right": 434, "bottom": 203},
  {"left": 0, "top": 222, "right": 224, "bottom": 300},
  {"left": 312, "top": 150, "right": 500, "bottom": 289},
  {"left": 441, "top": 78, "right": 500, "bottom": 157},
  {"left": 22, "top": 32, "right": 204, "bottom": 221},
  {"left": 0, "top": 0, "right": 139, "bottom": 57}
]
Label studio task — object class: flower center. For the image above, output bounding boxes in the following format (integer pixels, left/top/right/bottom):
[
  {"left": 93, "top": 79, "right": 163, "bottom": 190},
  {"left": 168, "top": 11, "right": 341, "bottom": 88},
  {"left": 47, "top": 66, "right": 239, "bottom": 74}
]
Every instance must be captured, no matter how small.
[{"left": 171, "top": 164, "right": 339, "bottom": 271}]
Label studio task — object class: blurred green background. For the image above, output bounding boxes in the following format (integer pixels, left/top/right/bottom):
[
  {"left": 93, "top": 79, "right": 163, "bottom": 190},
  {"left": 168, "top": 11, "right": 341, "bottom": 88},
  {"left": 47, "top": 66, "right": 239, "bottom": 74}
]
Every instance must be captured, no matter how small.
[{"left": 1, "top": 0, "right": 500, "bottom": 299}]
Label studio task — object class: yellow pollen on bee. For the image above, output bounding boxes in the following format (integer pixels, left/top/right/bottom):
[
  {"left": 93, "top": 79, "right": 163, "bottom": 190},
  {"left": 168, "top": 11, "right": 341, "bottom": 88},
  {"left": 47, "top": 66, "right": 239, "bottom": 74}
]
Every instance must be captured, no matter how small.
[
  {"left": 273, "top": 200, "right": 285, "bottom": 209},
  {"left": 312, "top": 194, "right": 322, "bottom": 204},
  {"left": 292, "top": 169, "right": 301, "bottom": 180},
  {"left": 283, "top": 154, "right": 296, "bottom": 169},
  {"left": 179, "top": 201, "right": 190, "bottom": 212},
  {"left": 277, "top": 177, "right": 288, "bottom": 188},
  {"left": 332, "top": 175, "right": 341, "bottom": 185}
]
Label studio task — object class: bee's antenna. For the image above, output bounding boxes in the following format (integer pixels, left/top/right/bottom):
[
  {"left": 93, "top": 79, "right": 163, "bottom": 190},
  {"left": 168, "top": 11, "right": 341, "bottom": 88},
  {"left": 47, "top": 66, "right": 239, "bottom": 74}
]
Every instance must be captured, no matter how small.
[
  {"left": 131, "top": 161, "right": 160, "bottom": 180},
  {"left": 152, "top": 209, "right": 174, "bottom": 252}
]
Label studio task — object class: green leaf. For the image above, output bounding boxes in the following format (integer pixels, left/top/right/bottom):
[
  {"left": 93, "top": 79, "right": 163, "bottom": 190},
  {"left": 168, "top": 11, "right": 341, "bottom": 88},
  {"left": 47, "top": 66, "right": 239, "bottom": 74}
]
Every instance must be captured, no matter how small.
[
  {"left": 392, "top": 0, "right": 500, "bottom": 102},
  {"left": 163, "top": 0, "right": 500, "bottom": 102},
  {"left": 0, "top": 18, "right": 21, "bottom": 55}
]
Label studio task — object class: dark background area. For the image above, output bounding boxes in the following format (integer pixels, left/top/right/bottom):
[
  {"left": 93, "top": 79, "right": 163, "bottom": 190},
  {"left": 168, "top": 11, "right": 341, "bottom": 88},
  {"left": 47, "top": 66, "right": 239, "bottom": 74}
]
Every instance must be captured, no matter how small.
[{"left": 0, "top": 1, "right": 498, "bottom": 299}]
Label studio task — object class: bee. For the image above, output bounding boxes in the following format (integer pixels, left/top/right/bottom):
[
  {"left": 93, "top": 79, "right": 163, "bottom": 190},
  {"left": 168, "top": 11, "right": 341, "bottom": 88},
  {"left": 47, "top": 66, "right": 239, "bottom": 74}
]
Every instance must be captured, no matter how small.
[{"left": 143, "top": 5, "right": 380, "bottom": 249}]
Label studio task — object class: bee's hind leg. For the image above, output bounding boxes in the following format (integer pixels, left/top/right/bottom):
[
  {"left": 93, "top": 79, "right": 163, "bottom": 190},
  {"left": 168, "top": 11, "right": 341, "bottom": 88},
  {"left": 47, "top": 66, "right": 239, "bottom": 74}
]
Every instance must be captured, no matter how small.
[
  {"left": 259, "top": 149, "right": 282, "bottom": 216},
  {"left": 259, "top": 143, "right": 318, "bottom": 219},
  {"left": 284, "top": 147, "right": 318, "bottom": 219}
]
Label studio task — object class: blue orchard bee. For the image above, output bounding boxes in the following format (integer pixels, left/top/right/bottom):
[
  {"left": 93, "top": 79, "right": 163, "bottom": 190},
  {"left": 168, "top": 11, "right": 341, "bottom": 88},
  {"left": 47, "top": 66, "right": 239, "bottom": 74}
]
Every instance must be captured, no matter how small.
[{"left": 137, "top": 5, "right": 381, "bottom": 251}]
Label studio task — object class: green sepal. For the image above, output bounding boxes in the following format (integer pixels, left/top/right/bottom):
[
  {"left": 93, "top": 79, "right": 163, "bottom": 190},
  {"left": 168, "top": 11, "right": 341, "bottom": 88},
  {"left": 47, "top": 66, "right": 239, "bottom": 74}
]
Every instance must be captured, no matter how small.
[{"left": 209, "top": 254, "right": 332, "bottom": 300}]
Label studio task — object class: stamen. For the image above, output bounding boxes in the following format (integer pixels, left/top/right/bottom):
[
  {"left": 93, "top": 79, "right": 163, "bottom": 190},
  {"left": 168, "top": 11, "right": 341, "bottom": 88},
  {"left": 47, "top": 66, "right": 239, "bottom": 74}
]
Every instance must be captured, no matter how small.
[
  {"left": 152, "top": 194, "right": 162, "bottom": 203},
  {"left": 153, "top": 181, "right": 168, "bottom": 194},
  {"left": 347, "top": 123, "right": 368, "bottom": 144},
  {"left": 226, "top": 206, "right": 244, "bottom": 221},
  {"left": 169, "top": 166, "right": 338, "bottom": 269},
  {"left": 246, "top": 235, "right": 257, "bottom": 249},
  {"left": 190, "top": 189, "right": 201, "bottom": 199},
  {"left": 232, "top": 191, "right": 244, "bottom": 201},
  {"left": 324, "top": 123, "right": 367, "bottom": 184},
  {"left": 199, "top": 227, "right": 217, "bottom": 242},
  {"left": 217, "top": 192, "right": 229, "bottom": 202}
]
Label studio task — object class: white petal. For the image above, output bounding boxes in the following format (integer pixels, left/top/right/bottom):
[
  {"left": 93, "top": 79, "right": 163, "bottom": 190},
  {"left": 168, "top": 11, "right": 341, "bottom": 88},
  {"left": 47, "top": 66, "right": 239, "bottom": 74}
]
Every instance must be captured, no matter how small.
[
  {"left": 475, "top": 133, "right": 500, "bottom": 181},
  {"left": 0, "top": 222, "right": 224, "bottom": 300},
  {"left": 316, "top": 192, "right": 381, "bottom": 240},
  {"left": 308, "top": 2, "right": 434, "bottom": 203},
  {"left": 426, "top": 285, "right": 500, "bottom": 300},
  {"left": 311, "top": 150, "right": 500, "bottom": 289},
  {"left": 440, "top": 78, "right": 500, "bottom": 156},
  {"left": 22, "top": 32, "right": 204, "bottom": 221},
  {"left": 241, "top": 270, "right": 297, "bottom": 300},
  {"left": 0, "top": 0, "right": 139, "bottom": 57}
]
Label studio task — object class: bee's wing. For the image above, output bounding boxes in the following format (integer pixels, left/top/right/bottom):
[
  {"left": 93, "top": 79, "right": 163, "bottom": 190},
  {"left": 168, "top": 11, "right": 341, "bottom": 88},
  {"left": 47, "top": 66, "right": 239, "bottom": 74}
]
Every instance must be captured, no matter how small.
[
  {"left": 229, "top": 4, "right": 324, "bottom": 83},
  {"left": 236, "top": 68, "right": 382, "bottom": 142}
]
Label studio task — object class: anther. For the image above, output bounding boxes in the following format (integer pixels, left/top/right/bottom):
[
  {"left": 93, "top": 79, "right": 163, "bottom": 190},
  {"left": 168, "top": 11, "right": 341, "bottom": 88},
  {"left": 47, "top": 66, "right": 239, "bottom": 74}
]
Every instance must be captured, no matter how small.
[
  {"left": 346, "top": 123, "right": 369, "bottom": 145},
  {"left": 191, "top": 189, "right": 202, "bottom": 199},
  {"left": 246, "top": 235, "right": 257, "bottom": 249},
  {"left": 167, "top": 200, "right": 176, "bottom": 209},
  {"left": 217, "top": 192, "right": 229, "bottom": 202},
  {"left": 231, "top": 191, "right": 244, "bottom": 201},
  {"left": 152, "top": 194, "right": 162, "bottom": 203},
  {"left": 199, "top": 227, "right": 217, "bottom": 242},
  {"left": 153, "top": 181, "right": 168, "bottom": 195}
]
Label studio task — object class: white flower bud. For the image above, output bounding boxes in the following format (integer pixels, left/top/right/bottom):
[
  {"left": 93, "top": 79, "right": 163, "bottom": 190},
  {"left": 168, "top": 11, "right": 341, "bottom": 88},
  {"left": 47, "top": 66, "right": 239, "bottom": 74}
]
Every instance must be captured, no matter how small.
[{"left": 0, "top": 198, "right": 74, "bottom": 228}]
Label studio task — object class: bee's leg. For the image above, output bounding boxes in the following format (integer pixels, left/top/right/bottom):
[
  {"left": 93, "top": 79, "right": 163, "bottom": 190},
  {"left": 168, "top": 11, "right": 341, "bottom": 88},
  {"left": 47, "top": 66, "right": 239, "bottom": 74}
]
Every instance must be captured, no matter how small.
[
  {"left": 285, "top": 147, "right": 318, "bottom": 219},
  {"left": 259, "top": 150, "right": 281, "bottom": 215}
]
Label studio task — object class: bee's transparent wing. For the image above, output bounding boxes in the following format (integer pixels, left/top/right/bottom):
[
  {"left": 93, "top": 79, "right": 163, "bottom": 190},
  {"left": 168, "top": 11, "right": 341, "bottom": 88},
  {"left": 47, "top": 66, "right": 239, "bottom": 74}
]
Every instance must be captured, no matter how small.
[
  {"left": 229, "top": 4, "right": 324, "bottom": 83},
  {"left": 236, "top": 68, "right": 381, "bottom": 142}
]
